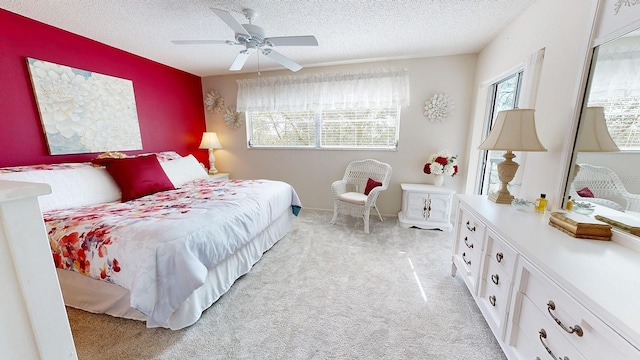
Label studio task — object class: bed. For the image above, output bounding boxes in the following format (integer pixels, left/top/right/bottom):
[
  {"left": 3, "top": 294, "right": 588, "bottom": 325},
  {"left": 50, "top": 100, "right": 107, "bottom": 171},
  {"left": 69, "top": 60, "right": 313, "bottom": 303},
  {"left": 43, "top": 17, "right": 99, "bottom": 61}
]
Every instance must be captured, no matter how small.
[{"left": 0, "top": 152, "right": 301, "bottom": 329}]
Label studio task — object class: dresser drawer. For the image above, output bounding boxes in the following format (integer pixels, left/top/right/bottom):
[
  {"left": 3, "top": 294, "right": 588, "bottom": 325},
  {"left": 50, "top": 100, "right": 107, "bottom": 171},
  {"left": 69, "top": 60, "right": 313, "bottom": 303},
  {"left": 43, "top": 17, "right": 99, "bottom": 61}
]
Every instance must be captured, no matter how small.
[
  {"left": 519, "top": 261, "right": 639, "bottom": 359},
  {"left": 485, "top": 229, "right": 517, "bottom": 276},
  {"left": 459, "top": 209, "right": 486, "bottom": 243},
  {"left": 478, "top": 256, "right": 513, "bottom": 339},
  {"left": 453, "top": 229, "right": 484, "bottom": 292},
  {"left": 511, "top": 295, "right": 586, "bottom": 360}
]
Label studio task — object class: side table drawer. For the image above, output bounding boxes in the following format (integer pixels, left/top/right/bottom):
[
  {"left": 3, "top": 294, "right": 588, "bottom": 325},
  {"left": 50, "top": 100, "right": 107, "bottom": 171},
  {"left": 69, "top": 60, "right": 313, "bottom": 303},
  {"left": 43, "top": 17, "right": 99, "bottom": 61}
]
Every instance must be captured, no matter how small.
[{"left": 405, "top": 192, "right": 428, "bottom": 220}]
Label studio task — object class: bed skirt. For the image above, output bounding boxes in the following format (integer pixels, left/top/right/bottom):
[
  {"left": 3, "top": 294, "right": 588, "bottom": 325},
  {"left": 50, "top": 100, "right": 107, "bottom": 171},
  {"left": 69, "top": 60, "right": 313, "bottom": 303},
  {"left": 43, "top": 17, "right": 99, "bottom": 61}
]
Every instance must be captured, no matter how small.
[{"left": 57, "top": 210, "right": 293, "bottom": 330}]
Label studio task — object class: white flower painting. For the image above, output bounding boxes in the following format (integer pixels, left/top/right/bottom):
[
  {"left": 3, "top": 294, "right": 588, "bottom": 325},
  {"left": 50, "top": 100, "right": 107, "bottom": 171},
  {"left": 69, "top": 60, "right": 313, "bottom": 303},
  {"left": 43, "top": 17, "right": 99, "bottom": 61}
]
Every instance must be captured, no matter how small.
[{"left": 27, "top": 58, "right": 142, "bottom": 155}]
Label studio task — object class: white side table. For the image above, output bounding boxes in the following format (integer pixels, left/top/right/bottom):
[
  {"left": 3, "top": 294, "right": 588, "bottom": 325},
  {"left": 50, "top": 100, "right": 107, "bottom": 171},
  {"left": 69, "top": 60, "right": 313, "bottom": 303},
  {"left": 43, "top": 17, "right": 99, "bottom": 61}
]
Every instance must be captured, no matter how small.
[
  {"left": 208, "top": 173, "right": 230, "bottom": 180},
  {"left": 398, "top": 183, "right": 456, "bottom": 231}
]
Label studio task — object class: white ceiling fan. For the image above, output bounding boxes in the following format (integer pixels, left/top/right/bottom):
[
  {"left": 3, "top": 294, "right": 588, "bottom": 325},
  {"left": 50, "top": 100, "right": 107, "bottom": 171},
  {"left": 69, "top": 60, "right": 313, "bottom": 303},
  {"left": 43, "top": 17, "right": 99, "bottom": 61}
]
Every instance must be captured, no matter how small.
[{"left": 172, "top": 8, "right": 318, "bottom": 72}]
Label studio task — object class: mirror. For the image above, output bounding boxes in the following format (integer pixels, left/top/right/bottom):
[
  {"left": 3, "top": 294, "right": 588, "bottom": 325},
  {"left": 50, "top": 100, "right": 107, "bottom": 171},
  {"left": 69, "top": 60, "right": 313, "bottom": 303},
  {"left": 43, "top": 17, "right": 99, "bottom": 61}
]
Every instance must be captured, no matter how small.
[{"left": 565, "top": 29, "right": 640, "bottom": 232}]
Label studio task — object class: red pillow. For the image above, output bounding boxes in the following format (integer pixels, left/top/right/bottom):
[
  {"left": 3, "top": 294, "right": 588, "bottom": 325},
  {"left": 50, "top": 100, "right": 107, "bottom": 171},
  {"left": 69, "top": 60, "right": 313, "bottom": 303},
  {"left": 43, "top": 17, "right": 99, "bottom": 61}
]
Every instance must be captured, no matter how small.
[
  {"left": 106, "top": 155, "right": 175, "bottom": 202},
  {"left": 577, "top": 187, "right": 594, "bottom": 198},
  {"left": 364, "top": 178, "right": 382, "bottom": 195}
]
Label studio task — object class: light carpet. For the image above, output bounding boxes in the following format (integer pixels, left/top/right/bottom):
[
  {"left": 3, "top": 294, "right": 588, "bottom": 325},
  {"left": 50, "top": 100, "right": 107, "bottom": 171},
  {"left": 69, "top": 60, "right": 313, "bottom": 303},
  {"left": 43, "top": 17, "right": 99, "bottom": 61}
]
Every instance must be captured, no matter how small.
[{"left": 67, "top": 209, "right": 507, "bottom": 359}]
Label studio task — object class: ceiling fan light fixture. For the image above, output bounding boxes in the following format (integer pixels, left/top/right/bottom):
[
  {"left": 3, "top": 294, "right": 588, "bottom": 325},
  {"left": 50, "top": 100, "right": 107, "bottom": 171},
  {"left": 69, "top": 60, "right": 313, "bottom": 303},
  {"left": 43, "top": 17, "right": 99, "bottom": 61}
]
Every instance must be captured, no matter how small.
[{"left": 173, "top": 7, "right": 317, "bottom": 72}]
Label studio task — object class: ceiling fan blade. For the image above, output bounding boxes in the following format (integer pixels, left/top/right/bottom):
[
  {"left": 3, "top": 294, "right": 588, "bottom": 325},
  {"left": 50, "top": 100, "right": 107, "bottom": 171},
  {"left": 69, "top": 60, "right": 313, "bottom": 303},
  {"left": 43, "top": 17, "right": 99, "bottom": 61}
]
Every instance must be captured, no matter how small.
[
  {"left": 230, "top": 51, "right": 251, "bottom": 71},
  {"left": 262, "top": 49, "right": 302, "bottom": 72},
  {"left": 264, "top": 35, "right": 318, "bottom": 47},
  {"left": 211, "top": 8, "right": 250, "bottom": 37},
  {"left": 172, "top": 40, "right": 231, "bottom": 45}
]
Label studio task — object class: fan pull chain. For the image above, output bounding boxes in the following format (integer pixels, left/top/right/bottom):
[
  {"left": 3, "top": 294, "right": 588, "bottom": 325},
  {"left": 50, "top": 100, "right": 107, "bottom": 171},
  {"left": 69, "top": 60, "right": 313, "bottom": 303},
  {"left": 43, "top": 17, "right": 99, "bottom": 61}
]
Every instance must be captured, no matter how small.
[{"left": 257, "top": 50, "right": 261, "bottom": 75}]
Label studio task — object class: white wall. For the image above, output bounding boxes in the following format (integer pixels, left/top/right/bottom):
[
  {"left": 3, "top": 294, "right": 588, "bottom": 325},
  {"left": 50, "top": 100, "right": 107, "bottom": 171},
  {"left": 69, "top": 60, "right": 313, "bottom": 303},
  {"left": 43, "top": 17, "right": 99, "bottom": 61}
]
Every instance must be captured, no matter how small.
[
  {"left": 201, "top": 55, "right": 477, "bottom": 215},
  {"left": 463, "top": 0, "right": 599, "bottom": 208}
]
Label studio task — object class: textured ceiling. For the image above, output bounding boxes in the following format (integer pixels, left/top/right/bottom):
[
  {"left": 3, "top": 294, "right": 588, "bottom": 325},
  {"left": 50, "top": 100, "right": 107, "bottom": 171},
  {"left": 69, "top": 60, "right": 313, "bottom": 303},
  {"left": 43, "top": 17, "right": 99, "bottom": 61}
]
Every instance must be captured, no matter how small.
[{"left": 1, "top": 0, "right": 536, "bottom": 77}]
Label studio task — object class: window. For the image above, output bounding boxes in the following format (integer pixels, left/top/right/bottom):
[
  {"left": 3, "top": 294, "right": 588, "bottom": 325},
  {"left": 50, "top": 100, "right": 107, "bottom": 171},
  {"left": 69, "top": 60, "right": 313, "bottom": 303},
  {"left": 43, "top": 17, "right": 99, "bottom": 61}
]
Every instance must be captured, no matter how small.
[
  {"left": 478, "top": 71, "right": 523, "bottom": 195},
  {"left": 236, "top": 69, "right": 409, "bottom": 150},
  {"left": 247, "top": 107, "right": 400, "bottom": 149}
]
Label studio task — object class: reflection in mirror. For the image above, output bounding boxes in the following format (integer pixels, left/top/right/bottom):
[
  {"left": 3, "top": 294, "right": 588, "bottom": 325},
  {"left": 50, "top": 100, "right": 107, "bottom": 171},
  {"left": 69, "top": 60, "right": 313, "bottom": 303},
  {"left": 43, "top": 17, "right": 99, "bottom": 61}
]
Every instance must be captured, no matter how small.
[{"left": 567, "top": 30, "right": 640, "bottom": 235}]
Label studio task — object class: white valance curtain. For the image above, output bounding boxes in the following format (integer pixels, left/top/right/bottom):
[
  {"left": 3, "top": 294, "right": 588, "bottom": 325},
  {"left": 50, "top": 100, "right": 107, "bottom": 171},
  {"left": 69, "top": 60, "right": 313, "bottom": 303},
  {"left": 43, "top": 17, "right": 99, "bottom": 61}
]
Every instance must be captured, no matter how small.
[{"left": 236, "top": 68, "right": 410, "bottom": 112}]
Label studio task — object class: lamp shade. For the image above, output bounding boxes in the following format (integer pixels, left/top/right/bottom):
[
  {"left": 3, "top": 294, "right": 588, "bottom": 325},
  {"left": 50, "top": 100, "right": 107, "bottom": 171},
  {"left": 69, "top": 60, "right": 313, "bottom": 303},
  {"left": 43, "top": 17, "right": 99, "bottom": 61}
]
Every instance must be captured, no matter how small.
[
  {"left": 575, "top": 106, "right": 619, "bottom": 152},
  {"left": 478, "top": 109, "right": 547, "bottom": 152},
  {"left": 198, "top": 132, "right": 222, "bottom": 149}
]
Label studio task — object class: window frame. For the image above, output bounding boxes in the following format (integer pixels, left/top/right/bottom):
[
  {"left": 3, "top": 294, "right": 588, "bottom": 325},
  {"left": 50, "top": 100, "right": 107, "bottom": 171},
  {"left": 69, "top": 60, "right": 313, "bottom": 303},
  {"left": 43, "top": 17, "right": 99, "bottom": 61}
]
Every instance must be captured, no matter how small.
[
  {"left": 477, "top": 71, "right": 524, "bottom": 195},
  {"left": 245, "top": 107, "right": 401, "bottom": 151}
]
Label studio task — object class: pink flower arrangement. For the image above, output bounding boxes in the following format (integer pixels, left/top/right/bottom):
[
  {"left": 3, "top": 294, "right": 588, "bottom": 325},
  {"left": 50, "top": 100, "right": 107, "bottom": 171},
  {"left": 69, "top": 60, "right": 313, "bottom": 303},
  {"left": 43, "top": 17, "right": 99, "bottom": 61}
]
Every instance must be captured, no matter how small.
[{"left": 424, "top": 150, "right": 458, "bottom": 176}]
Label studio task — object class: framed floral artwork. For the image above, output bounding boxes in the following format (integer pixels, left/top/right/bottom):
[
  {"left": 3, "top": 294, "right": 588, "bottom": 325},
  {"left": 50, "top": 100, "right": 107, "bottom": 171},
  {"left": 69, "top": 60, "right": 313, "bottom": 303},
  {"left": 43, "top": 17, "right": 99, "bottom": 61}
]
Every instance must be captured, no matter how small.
[{"left": 26, "top": 58, "right": 143, "bottom": 155}]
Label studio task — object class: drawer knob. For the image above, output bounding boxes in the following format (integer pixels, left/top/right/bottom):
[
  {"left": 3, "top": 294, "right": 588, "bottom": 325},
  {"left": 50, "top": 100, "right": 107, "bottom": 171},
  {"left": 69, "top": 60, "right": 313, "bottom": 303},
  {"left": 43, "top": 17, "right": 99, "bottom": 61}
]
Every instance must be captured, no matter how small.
[
  {"left": 547, "top": 301, "right": 584, "bottom": 337},
  {"left": 462, "top": 252, "right": 471, "bottom": 266},
  {"left": 489, "top": 295, "right": 496, "bottom": 307},
  {"left": 495, "top": 252, "right": 504, "bottom": 263},
  {"left": 538, "top": 328, "right": 571, "bottom": 360},
  {"left": 464, "top": 237, "right": 474, "bottom": 249},
  {"left": 491, "top": 273, "right": 499, "bottom": 285},
  {"left": 465, "top": 221, "right": 476, "bottom": 232}
]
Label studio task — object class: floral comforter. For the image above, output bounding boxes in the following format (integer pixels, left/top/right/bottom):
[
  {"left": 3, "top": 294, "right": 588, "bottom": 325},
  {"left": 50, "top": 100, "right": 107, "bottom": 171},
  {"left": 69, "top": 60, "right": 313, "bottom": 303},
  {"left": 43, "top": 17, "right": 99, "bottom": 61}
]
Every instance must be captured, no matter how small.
[{"left": 45, "top": 178, "right": 301, "bottom": 327}]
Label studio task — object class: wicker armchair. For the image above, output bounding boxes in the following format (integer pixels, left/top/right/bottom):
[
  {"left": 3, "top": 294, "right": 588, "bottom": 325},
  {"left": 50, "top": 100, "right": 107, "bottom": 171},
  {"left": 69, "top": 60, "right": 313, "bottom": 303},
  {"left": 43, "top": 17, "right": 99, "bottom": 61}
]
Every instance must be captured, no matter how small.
[
  {"left": 571, "top": 163, "right": 640, "bottom": 212},
  {"left": 330, "top": 159, "right": 392, "bottom": 234}
]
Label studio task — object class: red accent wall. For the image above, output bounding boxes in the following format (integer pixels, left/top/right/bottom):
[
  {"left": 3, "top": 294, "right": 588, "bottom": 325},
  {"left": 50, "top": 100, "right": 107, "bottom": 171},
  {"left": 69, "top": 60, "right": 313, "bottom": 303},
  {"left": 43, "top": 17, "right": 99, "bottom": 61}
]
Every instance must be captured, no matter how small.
[{"left": 0, "top": 9, "right": 206, "bottom": 167}]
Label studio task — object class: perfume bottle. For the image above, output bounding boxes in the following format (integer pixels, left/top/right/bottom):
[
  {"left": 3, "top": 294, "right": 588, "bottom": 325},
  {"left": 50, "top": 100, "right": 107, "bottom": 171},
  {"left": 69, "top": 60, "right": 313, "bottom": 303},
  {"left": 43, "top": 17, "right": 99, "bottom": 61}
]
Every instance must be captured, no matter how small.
[
  {"left": 565, "top": 196, "right": 574, "bottom": 211},
  {"left": 535, "top": 194, "right": 548, "bottom": 213}
]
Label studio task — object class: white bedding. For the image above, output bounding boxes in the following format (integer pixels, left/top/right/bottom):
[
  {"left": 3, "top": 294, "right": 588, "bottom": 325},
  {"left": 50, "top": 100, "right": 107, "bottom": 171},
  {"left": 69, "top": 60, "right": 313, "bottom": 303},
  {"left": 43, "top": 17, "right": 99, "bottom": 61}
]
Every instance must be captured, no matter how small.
[
  {"left": 57, "top": 209, "right": 293, "bottom": 329},
  {"left": 45, "top": 178, "right": 301, "bottom": 328}
]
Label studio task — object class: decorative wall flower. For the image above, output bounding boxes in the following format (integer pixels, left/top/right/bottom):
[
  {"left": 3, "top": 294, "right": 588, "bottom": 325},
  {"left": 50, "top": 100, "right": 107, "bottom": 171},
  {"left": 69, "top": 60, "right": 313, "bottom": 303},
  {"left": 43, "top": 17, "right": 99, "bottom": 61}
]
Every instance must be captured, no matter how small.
[
  {"left": 204, "top": 90, "right": 224, "bottom": 113},
  {"left": 424, "top": 93, "right": 455, "bottom": 122},
  {"left": 224, "top": 107, "right": 244, "bottom": 129}
]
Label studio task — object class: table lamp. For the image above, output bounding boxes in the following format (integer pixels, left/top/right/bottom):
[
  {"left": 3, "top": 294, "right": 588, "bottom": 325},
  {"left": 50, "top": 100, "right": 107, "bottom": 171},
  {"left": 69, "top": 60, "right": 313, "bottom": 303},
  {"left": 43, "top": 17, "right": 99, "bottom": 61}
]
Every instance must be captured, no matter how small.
[
  {"left": 199, "top": 132, "right": 223, "bottom": 174},
  {"left": 571, "top": 106, "right": 619, "bottom": 180},
  {"left": 478, "top": 109, "right": 547, "bottom": 203}
]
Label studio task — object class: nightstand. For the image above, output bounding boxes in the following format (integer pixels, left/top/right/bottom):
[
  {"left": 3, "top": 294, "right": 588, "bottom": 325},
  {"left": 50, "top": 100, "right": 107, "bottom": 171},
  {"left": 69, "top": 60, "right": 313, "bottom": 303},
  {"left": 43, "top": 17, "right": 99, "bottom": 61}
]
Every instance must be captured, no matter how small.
[
  {"left": 398, "top": 183, "right": 455, "bottom": 231},
  {"left": 208, "top": 173, "right": 229, "bottom": 180}
]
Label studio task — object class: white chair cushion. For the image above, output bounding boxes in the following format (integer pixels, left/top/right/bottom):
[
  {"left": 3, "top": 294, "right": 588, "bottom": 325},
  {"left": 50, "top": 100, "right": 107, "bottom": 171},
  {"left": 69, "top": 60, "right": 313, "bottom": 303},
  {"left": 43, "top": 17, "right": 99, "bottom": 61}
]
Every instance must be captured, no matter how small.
[{"left": 338, "top": 192, "right": 367, "bottom": 205}]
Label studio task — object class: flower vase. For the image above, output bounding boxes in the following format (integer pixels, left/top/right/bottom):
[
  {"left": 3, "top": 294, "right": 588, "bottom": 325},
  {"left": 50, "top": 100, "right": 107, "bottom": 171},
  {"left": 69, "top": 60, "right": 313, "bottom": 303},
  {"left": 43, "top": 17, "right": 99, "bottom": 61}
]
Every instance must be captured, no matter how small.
[{"left": 434, "top": 174, "right": 444, "bottom": 187}]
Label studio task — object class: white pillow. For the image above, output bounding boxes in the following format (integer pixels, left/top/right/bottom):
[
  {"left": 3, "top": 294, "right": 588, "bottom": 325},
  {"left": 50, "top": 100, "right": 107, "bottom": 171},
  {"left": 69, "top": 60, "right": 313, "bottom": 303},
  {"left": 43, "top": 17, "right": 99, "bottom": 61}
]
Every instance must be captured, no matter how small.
[
  {"left": 160, "top": 154, "right": 208, "bottom": 188},
  {"left": 0, "top": 167, "right": 121, "bottom": 212}
]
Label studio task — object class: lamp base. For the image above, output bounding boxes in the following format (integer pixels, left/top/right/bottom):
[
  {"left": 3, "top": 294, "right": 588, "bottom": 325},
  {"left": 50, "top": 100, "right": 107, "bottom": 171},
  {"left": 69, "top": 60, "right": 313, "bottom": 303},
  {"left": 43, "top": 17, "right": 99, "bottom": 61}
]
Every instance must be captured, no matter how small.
[
  {"left": 208, "top": 169, "right": 218, "bottom": 175},
  {"left": 488, "top": 150, "right": 519, "bottom": 204},
  {"left": 487, "top": 191, "right": 515, "bottom": 204}
]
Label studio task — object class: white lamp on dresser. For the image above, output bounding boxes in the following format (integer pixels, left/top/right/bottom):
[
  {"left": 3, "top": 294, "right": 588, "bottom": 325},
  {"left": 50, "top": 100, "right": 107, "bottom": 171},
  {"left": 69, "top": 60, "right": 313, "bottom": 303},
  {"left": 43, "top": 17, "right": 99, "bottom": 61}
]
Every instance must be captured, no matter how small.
[
  {"left": 478, "top": 109, "right": 547, "bottom": 204},
  {"left": 199, "top": 132, "right": 223, "bottom": 174}
]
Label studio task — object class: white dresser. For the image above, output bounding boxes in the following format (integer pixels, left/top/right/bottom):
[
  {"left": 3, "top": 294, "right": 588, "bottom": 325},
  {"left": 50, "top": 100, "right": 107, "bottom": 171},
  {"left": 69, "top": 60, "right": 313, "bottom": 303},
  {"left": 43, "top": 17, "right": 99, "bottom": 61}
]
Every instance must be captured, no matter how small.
[
  {"left": 451, "top": 195, "right": 640, "bottom": 359},
  {"left": 398, "top": 183, "right": 455, "bottom": 231}
]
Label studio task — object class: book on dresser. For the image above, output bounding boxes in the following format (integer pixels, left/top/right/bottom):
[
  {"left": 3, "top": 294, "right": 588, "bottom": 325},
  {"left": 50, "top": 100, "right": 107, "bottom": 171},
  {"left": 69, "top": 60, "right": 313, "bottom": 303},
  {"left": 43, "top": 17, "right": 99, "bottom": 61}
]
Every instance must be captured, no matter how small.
[{"left": 548, "top": 211, "right": 612, "bottom": 240}]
